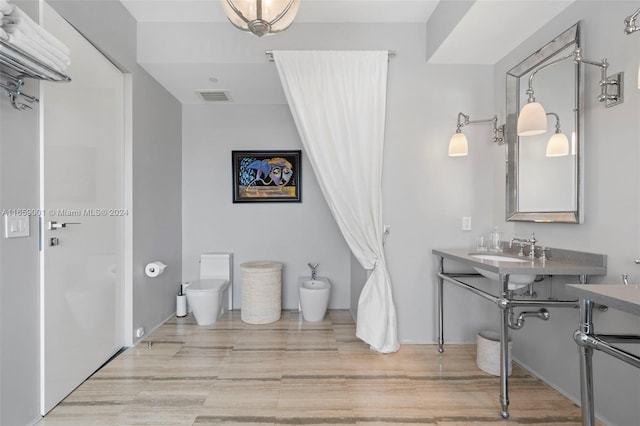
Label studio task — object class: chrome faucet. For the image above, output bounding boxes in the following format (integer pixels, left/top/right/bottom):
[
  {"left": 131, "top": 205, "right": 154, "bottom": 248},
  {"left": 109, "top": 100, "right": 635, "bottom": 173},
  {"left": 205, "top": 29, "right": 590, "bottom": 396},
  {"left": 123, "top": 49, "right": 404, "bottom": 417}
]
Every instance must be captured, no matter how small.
[
  {"left": 308, "top": 262, "right": 318, "bottom": 280},
  {"left": 510, "top": 233, "right": 537, "bottom": 259},
  {"left": 622, "top": 274, "right": 630, "bottom": 286}
]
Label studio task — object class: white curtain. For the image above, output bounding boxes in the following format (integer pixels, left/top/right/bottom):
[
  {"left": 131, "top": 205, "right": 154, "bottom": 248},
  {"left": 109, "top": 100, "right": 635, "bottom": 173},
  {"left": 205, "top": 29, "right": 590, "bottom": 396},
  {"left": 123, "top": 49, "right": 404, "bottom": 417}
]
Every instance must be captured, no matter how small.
[{"left": 273, "top": 50, "right": 399, "bottom": 353}]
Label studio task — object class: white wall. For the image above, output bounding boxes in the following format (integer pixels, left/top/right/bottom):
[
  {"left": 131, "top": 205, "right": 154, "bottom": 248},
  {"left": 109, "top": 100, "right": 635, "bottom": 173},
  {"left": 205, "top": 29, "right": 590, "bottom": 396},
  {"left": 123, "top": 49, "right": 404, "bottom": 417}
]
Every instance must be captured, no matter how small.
[
  {"left": 181, "top": 104, "right": 350, "bottom": 309},
  {"left": 0, "top": 5, "right": 41, "bottom": 425},
  {"left": 383, "top": 59, "right": 500, "bottom": 344},
  {"left": 492, "top": 3, "right": 640, "bottom": 425}
]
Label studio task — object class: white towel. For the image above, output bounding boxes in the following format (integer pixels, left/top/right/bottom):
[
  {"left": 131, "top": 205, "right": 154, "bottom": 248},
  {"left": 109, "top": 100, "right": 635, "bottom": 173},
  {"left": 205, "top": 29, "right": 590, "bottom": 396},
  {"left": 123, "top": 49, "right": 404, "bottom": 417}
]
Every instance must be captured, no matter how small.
[
  {"left": 0, "top": 0, "right": 13, "bottom": 16},
  {"left": 6, "top": 26, "right": 67, "bottom": 71},
  {"left": 0, "top": 27, "right": 7, "bottom": 41},
  {"left": 11, "top": 6, "right": 69, "bottom": 56},
  {"left": 5, "top": 33, "right": 63, "bottom": 72},
  {"left": 4, "top": 23, "right": 69, "bottom": 66},
  {"left": 1, "top": 7, "right": 71, "bottom": 69}
]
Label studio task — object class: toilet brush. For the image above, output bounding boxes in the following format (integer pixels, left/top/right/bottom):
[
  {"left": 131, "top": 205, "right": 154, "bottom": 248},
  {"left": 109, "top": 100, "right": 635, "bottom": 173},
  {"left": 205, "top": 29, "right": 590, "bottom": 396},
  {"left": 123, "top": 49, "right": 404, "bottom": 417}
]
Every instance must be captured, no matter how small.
[{"left": 176, "top": 283, "right": 187, "bottom": 317}]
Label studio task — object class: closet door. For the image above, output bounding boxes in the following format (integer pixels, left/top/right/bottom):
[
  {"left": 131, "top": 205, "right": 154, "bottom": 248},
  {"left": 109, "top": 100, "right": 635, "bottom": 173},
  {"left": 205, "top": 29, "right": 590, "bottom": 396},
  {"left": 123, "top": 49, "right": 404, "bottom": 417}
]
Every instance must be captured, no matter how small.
[{"left": 39, "top": 2, "right": 124, "bottom": 414}]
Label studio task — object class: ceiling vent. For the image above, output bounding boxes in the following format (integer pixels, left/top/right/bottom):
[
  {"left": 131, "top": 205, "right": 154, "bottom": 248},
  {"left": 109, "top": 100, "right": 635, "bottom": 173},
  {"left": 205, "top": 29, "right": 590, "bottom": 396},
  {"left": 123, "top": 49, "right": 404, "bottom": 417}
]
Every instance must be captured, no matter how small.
[{"left": 197, "top": 90, "right": 232, "bottom": 102}]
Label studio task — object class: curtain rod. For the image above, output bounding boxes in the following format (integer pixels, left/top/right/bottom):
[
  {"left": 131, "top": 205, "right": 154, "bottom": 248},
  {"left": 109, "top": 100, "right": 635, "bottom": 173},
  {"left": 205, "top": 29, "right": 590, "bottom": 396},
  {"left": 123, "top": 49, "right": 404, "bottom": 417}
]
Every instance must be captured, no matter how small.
[{"left": 265, "top": 50, "right": 396, "bottom": 61}]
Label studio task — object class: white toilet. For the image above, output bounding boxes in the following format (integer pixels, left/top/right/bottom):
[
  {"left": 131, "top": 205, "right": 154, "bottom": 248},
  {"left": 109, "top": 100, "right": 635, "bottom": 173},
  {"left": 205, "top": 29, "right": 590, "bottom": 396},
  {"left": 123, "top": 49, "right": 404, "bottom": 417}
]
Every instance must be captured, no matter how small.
[
  {"left": 298, "top": 276, "right": 331, "bottom": 322},
  {"left": 184, "top": 253, "right": 233, "bottom": 325}
]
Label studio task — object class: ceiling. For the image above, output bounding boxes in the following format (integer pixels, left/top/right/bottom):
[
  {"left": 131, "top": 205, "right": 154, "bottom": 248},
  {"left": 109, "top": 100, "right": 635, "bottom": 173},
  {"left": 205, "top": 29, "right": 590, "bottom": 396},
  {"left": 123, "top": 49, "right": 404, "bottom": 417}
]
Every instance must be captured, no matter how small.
[{"left": 119, "top": 0, "right": 576, "bottom": 105}]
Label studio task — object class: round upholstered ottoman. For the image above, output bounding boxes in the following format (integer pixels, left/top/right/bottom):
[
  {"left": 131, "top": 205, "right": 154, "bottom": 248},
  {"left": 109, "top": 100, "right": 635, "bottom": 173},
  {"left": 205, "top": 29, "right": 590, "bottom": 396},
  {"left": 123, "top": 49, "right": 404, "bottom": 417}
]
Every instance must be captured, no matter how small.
[{"left": 240, "top": 261, "right": 283, "bottom": 324}]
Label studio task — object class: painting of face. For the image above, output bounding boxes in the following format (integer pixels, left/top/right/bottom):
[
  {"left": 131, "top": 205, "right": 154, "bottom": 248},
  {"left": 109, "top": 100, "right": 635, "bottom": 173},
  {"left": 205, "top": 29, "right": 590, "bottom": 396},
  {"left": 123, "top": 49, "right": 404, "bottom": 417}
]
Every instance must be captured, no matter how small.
[
  {"left": 268, "top": 158, "right": 293, "bottom": 187},
  {"left": 232, "top": 150, "right": 301, "bottom": 202}
]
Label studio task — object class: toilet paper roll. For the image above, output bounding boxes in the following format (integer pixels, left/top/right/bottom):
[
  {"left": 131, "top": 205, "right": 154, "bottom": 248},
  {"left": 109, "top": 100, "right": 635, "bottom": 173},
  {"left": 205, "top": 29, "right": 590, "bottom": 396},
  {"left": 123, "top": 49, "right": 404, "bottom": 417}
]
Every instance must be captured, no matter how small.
[{"left": 145, "top": 261, "right": 167, "bottom": 278}]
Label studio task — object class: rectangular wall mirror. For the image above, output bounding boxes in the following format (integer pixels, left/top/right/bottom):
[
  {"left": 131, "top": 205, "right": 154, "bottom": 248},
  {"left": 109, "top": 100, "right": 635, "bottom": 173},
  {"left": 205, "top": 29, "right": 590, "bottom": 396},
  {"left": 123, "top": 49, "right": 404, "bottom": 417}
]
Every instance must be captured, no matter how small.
[{"left": 505, "top": 22, "right": 584, "bottom": 223}]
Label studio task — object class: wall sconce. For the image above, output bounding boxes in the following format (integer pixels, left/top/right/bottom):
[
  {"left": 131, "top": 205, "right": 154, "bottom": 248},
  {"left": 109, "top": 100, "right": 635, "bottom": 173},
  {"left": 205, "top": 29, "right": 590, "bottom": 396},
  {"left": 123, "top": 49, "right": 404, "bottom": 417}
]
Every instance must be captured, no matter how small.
[
  {"left": 517, "top": 95, "right": 547, "bottom": 136},
  {"left": 448, "top": 112, "right": 505, "bottom": 157},
  {"left": 518, "top": 47, "right": 623, "bottom": 137},
  {"left": 624, "top": 7, "right": 640, "bottom": 89},
  {"left": 517, "top": 52, "right": 573, "bottom": 136},
  {"left": 573, "top": 48, "right": 623, "bottom": 107},
  {"left": 545, "top": 112, "right": 569, "bottom": 157},
  {"left": 624, "top": 7, "right": 640, "bottom": 35}
]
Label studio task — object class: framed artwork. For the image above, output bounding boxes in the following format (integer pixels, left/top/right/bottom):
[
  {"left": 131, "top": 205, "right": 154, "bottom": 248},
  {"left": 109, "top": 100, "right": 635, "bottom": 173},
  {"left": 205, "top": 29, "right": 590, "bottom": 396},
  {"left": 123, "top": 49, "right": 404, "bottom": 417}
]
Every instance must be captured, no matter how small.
[{"left": 232, "top": 150, "right": 302, "bottom": 203}]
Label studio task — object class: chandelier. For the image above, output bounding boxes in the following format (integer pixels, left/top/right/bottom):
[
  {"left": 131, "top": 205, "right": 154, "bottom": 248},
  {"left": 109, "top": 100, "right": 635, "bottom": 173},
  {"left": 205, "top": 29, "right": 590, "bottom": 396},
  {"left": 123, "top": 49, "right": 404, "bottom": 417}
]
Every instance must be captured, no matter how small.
[{"left": 221, "top": 0, "right": 301, "bottom": 37}]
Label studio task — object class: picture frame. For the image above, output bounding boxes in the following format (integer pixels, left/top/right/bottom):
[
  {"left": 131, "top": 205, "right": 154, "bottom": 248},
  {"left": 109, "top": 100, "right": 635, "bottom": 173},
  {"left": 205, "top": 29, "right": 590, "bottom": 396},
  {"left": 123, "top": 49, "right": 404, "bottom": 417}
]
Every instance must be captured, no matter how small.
[{"left": 232, "top": 150, "right": 302, "bottom": 203}]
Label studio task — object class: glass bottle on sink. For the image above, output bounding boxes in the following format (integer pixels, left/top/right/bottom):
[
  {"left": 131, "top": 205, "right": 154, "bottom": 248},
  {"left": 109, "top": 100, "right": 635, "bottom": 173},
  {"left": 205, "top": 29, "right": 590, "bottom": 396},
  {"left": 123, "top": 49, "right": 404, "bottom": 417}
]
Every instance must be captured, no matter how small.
[{"left": 489, "top": 226, "right": 503, "bottom": 252}]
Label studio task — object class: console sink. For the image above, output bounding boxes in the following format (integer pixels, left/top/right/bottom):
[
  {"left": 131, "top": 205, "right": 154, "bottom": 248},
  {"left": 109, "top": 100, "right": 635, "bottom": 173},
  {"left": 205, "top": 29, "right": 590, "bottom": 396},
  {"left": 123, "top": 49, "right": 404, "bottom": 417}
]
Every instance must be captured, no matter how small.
[
  {"left": 433, "top": 247, "right": 607, "bottom": 292},
  {"left": 469, "top": 253, "right": 537, "bottom": 290}
]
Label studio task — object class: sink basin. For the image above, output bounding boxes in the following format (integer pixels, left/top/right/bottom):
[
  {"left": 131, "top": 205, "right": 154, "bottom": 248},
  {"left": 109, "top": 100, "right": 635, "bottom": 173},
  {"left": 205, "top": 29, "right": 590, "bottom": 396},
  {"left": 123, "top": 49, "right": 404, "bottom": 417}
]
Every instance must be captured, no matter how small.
[
  {"left": 471, "top": 254, "right": 529, "bottom": 263},
  {"left": 470, "top": 254, "right": 537, "bottom": 290}
]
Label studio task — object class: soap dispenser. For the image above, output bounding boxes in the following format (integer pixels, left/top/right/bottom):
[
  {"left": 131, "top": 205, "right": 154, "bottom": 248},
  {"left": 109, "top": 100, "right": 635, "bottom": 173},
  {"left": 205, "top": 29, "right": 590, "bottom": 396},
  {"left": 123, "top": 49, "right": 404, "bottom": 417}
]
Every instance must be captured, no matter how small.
[{"left": 489, "top": 226, "right": 503, "bottom": 252}]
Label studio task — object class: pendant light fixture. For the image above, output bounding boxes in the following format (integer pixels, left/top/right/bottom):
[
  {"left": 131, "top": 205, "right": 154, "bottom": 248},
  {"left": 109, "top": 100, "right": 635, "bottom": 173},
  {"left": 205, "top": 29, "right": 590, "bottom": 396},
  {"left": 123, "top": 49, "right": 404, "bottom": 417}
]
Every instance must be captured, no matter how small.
[{"left": 221, "top": 0, "right": 301, "bottom": 37}]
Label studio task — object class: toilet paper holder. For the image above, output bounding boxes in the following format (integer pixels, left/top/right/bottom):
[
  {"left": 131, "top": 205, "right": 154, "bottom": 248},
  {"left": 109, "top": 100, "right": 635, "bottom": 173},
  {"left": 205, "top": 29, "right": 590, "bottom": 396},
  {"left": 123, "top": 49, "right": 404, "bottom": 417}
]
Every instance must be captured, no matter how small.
[{"left": 145, "top": 261, "right": 167, "bottom": 278}]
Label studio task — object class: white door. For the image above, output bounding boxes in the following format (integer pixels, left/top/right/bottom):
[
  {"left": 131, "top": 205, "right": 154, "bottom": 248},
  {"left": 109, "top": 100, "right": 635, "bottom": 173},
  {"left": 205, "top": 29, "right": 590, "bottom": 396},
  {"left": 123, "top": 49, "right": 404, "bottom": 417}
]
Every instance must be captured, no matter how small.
[{"left": 39, "top": 2, "right": 124, "bottom": 414}]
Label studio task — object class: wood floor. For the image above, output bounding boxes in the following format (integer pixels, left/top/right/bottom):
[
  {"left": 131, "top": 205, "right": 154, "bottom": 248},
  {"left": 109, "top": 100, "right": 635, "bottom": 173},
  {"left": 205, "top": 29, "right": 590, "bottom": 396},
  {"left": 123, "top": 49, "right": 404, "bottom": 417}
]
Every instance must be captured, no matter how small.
[{"left": 39, "top": 310, "right": 591, "bottom": 425}]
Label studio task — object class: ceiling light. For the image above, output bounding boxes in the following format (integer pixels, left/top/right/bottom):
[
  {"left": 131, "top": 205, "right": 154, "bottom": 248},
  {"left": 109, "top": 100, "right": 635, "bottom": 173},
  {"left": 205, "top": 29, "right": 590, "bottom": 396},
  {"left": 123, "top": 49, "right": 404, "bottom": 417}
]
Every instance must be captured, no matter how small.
[{"left": 221, "top": 0, "right": 300, "bottom": 37}]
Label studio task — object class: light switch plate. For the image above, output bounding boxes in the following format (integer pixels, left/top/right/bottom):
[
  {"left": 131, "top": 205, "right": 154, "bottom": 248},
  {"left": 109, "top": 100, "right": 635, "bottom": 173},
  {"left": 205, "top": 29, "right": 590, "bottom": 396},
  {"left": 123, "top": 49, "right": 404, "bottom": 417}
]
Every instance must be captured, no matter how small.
[
  {"left": 3, "top": 214, "right": 30, "bottom": 238},
  {"left": 462, "top": 216, "right": 472, "bottom": 231}
]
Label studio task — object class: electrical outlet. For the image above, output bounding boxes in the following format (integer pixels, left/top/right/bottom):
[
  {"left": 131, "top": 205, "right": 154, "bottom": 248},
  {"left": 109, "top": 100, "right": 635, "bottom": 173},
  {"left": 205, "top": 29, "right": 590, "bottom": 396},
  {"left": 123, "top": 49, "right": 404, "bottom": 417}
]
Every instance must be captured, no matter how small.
[{"left": 462, "top": 216, "right": 472, "bottom": 231}]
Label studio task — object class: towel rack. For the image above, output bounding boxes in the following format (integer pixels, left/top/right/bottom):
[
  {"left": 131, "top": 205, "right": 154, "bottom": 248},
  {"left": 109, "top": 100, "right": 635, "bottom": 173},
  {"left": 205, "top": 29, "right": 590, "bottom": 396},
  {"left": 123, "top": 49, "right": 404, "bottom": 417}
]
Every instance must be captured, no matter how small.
[{"left": 0, "top": 38, "right": 70, "bottom": 111}]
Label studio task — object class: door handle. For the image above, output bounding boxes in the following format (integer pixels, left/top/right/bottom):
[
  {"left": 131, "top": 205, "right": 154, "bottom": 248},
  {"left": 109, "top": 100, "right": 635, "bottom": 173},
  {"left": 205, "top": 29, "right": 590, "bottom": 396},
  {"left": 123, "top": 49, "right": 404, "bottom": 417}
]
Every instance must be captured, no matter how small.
[{"left": 48, "top": 221, "right": 81, "bottom": 230}]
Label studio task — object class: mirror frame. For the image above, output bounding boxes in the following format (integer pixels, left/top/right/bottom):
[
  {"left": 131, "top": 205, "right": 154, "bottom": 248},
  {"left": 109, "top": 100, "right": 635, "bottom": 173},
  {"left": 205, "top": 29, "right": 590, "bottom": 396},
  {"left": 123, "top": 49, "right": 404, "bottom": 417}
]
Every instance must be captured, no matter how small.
[{"left": 505, "top": 22, "right": 584, "bottom": 223}]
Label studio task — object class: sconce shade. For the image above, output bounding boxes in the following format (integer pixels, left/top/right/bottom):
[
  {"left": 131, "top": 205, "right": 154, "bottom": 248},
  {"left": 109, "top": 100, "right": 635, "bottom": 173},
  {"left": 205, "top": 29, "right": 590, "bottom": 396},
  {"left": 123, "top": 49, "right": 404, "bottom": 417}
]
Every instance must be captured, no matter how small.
[
  {"left": 517, "top": 101, "right": 548, "bottom": 136},
  {"left": 221, "top": 0, "right": 300, "bottom": 37},
  {"left": 448, "top": 133, "right": 468, "bottom": 156},
  {"left": 546, "top": 132, "right": 569, "bottom": 157}
]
